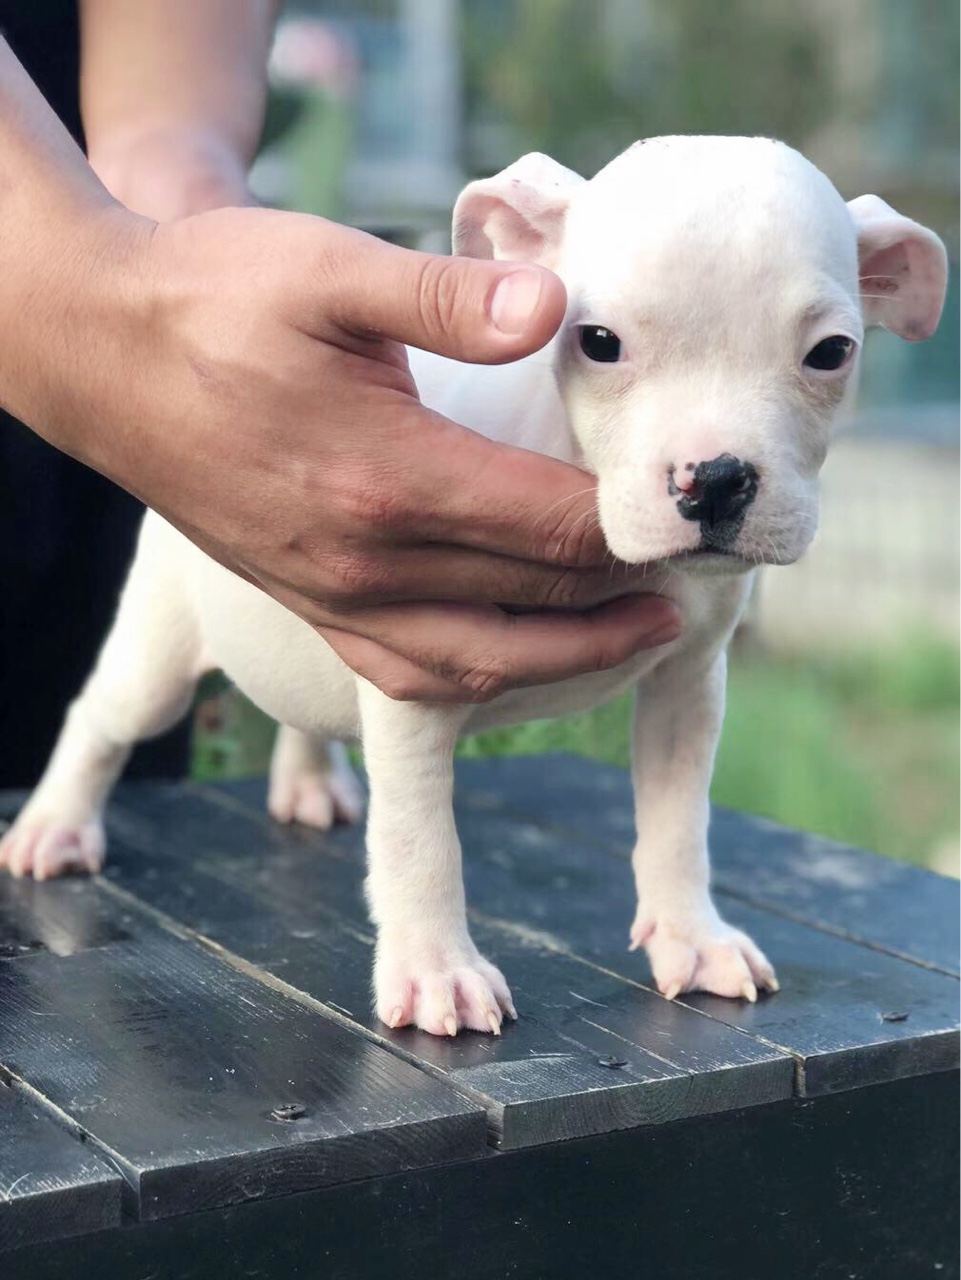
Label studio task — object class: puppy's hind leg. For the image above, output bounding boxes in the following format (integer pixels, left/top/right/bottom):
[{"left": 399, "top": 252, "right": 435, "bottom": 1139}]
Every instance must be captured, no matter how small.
[
  {"left": 0, "top": 516, "right": 207, "bottom": 881},
  {"left": 267, "top": 726, "right": 364, "bottom": 830}
]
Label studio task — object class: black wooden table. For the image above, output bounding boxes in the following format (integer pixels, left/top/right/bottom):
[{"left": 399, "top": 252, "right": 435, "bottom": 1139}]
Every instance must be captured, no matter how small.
[{"left": 1, "top": 756, "right": 957, "bottom": 1280}]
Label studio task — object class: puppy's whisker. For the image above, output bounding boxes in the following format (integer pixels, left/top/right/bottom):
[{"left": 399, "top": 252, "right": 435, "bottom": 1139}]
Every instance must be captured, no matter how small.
[
  {"left": 561, "top": 507, "right": 603, "bottom": 540},
  {"left": 537, "top": 487, "right": 598, "bottom": 527}
]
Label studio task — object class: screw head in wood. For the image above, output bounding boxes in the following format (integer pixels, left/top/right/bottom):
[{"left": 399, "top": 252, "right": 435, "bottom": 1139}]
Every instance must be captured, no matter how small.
[{"left": 270, "top": 1103, "right": 307, "bottom": 1121}]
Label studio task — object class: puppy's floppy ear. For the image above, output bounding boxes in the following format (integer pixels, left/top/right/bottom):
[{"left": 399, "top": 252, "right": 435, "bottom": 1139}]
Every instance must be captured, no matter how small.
[
  {"left": 452, "top": 153, "right": 584, "bottom": 266},
  {"left": 847, "top": 194, "right": 948, "bottom": 341}
]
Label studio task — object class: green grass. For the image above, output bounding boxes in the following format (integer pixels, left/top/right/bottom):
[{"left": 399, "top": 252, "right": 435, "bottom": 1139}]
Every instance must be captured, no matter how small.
[
  {"left": 726, "top": 638, "right": 958, "bottom": 864},
  {"left": 192, "top": 635, "right": 960, "bottom": 873}
]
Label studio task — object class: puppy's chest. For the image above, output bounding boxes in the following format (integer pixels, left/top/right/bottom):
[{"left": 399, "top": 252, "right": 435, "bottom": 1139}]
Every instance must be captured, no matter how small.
[
  {"left": 462, "top": 647, "right": 661, "bottom": 735},
  {"left": 463, "top": 573, "right": 750, "bottom": 737}
]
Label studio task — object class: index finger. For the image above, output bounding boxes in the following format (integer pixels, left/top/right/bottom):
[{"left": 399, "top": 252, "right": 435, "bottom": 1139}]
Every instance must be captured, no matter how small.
[{"left": 406, "top": 412, "right": 610, "bottom": 569}]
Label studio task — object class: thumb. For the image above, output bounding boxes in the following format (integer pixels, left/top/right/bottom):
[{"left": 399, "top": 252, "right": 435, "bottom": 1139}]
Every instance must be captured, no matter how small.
[{"left": 297, "top": 221, "right": 568, "bottom": 364}]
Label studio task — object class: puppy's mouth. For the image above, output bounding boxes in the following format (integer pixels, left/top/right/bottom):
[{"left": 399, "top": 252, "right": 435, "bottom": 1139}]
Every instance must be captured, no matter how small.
[
  {"left": 667, "top": 547, "right": 757, "bottom": 576},
  {"left": 677, "top": 546, "right": 743, "bottom": 559}
]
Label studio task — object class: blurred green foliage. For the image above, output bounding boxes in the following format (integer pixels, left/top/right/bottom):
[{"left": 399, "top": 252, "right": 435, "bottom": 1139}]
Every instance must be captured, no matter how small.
[
  {"left": 464, "top": 0, "right": 830, "bottom": 174},
  {"left": 463, "top": 0, "right": 959, "bottom": 189}
]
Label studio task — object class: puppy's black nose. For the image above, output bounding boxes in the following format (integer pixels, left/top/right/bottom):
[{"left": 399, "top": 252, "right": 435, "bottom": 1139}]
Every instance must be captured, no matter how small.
[{"left": 674, "top": 454, "right": 759, "bottom": 535}]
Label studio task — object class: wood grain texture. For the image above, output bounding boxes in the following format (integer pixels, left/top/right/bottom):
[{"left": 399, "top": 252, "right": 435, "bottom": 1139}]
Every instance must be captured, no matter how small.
[
  {"left": 0, "top": 1084, "right": 121, "bottom": 1253},
  {"left": 453, "top": 754, "right": 961, "bottom": 976},
  {"left": 0, "top": 873, "right": 486, "bottom": 1221}
]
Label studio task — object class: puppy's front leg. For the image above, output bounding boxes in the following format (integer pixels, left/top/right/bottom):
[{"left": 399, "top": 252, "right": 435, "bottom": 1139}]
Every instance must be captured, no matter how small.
[
  {"left": 359, "top": 683, "right": 515, "bottom": 1036},
  {"left": 630, "top": 653, "right": 778, "bottom": 1003}
]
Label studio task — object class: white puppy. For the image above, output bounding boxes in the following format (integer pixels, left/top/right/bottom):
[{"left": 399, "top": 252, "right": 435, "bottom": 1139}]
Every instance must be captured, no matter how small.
[{"left": 2, "top": 137, "right": 946, "bottom": 1037}]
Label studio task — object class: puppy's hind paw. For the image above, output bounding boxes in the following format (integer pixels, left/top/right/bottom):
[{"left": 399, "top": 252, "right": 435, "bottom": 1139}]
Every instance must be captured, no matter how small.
[{"left": 268, "top": 761, "right": 364, "bottom": 830}]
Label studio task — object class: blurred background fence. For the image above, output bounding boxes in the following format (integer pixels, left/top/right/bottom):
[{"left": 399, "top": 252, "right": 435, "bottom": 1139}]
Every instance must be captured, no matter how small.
[{"left": 196, "top": 0, "right": 960, "bottom": 876}]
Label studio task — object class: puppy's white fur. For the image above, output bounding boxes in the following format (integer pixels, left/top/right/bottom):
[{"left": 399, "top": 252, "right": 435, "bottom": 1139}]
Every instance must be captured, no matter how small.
[{"left": 2, "top": 137, "right": 946, "bottom": 1037}]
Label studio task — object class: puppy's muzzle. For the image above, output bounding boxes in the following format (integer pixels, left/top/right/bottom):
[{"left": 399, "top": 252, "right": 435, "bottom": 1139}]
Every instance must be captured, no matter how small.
[{"left": 670, "top": 453, "right": 759, "bottom": 548}]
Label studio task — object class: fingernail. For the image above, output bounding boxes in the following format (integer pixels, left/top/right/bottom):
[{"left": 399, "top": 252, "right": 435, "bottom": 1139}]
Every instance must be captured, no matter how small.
[{"left": 489, "top": 268, "right": 544, "bottom": 334}]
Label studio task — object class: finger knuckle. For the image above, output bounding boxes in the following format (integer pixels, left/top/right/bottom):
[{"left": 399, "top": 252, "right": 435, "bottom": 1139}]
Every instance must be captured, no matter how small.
[
  {"left": 591, "top": 630, "right": 637, "bottom": 674},
  {"left": 331, "top": 551, "right": 392, "bottom": 601},
  {"left": 590, "top": 644, "right": 620, "bottom": 675},
  {"left": 537, "top": 505, "right": 600, "bottom": 568},
  {"left": 345, "top": 473, "right": 410, "bottom": 534},
  {"left": 540, "top": 567, "right": 591, "bottom": 609},
  {"left": 458, "top": 655, "right": 512, "bottom": 702},
  {"left": 414, "top": 255, "right": 465, "bottom": 338}
]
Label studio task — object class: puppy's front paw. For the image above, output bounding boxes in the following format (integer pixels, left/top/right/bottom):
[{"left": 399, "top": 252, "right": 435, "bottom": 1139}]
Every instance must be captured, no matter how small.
[
  {"left": 0, "top": 807, "right": 105, "bottom": 881},
  {"left": 375, "top": 939, "right": 516, "bottom": 1037},
  {"left": 630, "top": 909, "right": 778, "bottom": 1003}
]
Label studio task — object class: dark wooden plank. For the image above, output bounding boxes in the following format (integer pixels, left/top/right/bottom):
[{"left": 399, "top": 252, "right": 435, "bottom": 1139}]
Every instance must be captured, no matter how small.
[
  {"left": 681, "top": 899, "right": 959, "bottom": 1094},
  {"left": 708, "top": 805, "right": 961, "bottom": 976},
  {"left": 458, "top": 808, "right": 959, "bottom": 1091},
  {"left": 7, "top": 761, "right": 960, "bottom": 977},
  {"left": 446, "top": 798, "right": 960, "bottom": 1094},
  {"left": 0, "top": 873, "right": 486, "bottom": 1222},
  {"left": 9, "top": 1073, "right": 959, "bottom": 1280},
  {"left": 108, "top": 778, "right": 958, "bottom": 1101},
  {"left": 454, "top": 754, "right": 961, "bottom": 976},
  {"left": 0, "top": 873, "right": 133, "bottom": 958},
  {"left": 92, "top": 782, "right": 793, "bottom": 1145},
  {"left": 0, "top": 1083, "right": 122, "bottom": 1253},
  {"left": 110, "top": 776, "right": 958, "bottom": 1101}
]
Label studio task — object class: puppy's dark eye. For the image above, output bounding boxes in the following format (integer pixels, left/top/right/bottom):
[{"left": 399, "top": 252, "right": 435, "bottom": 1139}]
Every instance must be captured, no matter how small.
[
  {"left": 804, "top": 335, "right": 855, "bottom": 371},
  {"left": 579, "top": 326, "right": 622, "bottom": 363}
]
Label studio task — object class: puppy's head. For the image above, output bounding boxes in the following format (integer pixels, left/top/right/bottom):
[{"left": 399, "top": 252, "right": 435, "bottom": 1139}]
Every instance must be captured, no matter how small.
[{"left": 454, "top": 138, "right": 947, "bottom": 572}]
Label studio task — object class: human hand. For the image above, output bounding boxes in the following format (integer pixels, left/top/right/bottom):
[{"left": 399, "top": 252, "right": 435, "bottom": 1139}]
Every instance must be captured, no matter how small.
[{"left": 12, "top": 206, "right": 679, "bottom": 701}]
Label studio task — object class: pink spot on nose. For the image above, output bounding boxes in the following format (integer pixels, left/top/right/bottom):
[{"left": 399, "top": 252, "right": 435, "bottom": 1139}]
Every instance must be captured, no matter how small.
[{"left": 667, "top": 464, "right": 699, "bottom": 496}]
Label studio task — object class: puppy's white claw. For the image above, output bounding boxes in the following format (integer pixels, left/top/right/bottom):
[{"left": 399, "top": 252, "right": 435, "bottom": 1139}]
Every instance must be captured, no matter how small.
[
  {"left": 663, "top": 982, "right": 683, "bottom": 1002},
  {"left": 376, "top": 944, "right": 513, "bottom": 1037},
  {"left": 388, "top": 1006, "right": 405, "bottom": 1029},
  {"left": 642, "top": 915, "right": 775, "bottom": 1003},
  {"left": 765, "top": 975, "right": 781, "bottom": 994},
  {"left": 505, "top": 1001, "right": 518, "bottom": 1021}
]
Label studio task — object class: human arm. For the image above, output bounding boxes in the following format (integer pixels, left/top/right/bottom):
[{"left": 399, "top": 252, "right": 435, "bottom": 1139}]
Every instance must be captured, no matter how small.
[{"left": 79, "top": 0, "right": 278, "bottom": 218}]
